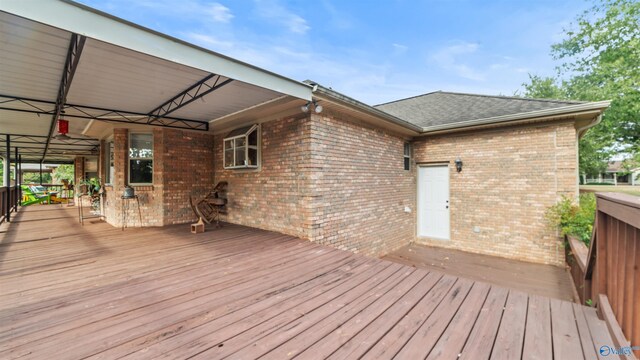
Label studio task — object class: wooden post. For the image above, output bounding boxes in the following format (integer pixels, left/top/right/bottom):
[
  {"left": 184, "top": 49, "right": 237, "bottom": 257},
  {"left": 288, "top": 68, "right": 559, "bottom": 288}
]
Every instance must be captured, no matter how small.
[{"left": 594, "top": 210, "right": 607, "bottom": 303}]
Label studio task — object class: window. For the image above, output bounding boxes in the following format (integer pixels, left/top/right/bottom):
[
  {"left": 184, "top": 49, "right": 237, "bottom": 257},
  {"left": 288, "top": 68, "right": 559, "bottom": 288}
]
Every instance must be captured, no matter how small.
[
  {"left": 223, "top": 124, "right": 259, "bottom": 169},
  {"left": 104, "top": 142, "right": 114, "bottom": 184},
  {"left": 404, "top": 143, "right": 411, "bottom": 170},
  {"left": 129, "top": 133, "right": 153, "bottom": 184}
]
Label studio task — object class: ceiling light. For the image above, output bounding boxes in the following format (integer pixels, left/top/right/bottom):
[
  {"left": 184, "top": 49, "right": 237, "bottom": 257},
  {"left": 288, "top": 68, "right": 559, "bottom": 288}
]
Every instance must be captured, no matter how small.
[{"left": 301, "top": 102, "right": 310, "bottom": 113}]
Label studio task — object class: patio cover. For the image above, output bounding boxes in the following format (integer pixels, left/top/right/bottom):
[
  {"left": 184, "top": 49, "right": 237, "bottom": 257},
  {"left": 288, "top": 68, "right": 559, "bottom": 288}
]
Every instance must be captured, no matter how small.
[{"left": 0, "top": 0, "right": 312, "bottom": 164}]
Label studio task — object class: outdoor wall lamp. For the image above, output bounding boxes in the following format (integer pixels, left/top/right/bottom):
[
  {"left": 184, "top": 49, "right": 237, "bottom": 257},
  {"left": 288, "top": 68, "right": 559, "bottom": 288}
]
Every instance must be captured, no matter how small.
[
  {"left": 455, "top": 158, "right": 463, "bottom": 172},
  {"left": 301, "top": 100, "right": 323, "bottom": 114}
]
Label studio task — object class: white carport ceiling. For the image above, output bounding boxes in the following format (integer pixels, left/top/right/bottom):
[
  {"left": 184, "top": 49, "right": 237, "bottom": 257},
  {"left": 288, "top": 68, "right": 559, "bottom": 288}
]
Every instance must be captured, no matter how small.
[{"left": 0, "top": 0, "right": 312, "bottom": 164}]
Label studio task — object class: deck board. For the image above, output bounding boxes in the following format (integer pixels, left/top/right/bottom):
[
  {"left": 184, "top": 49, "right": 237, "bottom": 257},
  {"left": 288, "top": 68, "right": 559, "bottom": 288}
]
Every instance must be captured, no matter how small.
[
  {"left": 0, "top": 206, "right": 613, "bottom": 359},
  {"left": 384, "top": 243, "right": 576, "bottom": 301}
]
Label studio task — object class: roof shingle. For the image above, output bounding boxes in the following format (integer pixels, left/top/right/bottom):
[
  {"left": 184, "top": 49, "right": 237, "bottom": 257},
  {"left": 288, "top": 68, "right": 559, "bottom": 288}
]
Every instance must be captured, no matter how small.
[{"left": 374, "top": 91, "right": 585, "bottom": 128}]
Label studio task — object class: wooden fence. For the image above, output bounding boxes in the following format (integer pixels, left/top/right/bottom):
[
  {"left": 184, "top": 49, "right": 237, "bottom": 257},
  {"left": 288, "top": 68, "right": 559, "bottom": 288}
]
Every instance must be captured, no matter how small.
[
  {"left": 568, "top": 192, "right": 639, "bottom": 357},
  {"left": 0, "top": 186, "right": 19, "bottom": 224}
]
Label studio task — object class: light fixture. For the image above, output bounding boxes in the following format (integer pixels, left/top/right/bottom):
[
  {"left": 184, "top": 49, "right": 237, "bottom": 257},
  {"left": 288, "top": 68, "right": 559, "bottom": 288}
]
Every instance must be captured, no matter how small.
[
  {"left": 301, "top": 100, "right": 323, "bottom": 114},
  {"left": 454, "top": 158, "right": 463, "bottom": 172}
]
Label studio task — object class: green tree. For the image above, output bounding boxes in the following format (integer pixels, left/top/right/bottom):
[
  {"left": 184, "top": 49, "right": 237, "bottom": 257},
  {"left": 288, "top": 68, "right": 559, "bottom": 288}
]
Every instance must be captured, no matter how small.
[
  {"left": 52, "top": 164, "right": 74, "bottom": 184},
  {"left": 521, "top": 0, "right": 640, "bottom": 176},
  {"left": 22, "top": 172, "right": 52, "bottom": 184}
]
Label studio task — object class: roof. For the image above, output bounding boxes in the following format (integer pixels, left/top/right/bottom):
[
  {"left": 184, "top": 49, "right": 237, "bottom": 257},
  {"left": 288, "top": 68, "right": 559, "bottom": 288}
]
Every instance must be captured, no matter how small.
[
  {"left": 606, "top": 161, "right": 624, "bottom": 172},
  {"left": 0, "top": 0, "right": 312, "bottom": 163},
  {"left": 374, "top": 91, "right": 586, "bottom": 128}
]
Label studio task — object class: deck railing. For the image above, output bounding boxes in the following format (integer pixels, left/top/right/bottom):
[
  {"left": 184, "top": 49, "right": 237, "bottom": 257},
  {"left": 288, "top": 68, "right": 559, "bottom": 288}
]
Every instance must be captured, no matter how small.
[
  {"left": 0, "top": 185, "right": 19, "bottom": 224},
  {"left": 570, "top": 192, "right": 640, "bottom": 357}
]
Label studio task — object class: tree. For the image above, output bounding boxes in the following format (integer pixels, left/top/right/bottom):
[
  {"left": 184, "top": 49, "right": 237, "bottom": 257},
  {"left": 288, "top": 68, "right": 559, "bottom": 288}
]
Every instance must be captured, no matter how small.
[
  {"left": 22, "top": 172, "right": 52, "bottom": 184},
  {"left": 52, "top": 164, "right": 74, "bottom": 184},
  {"left": 521, "top": 0, "right": 640, "bottom": 176}
]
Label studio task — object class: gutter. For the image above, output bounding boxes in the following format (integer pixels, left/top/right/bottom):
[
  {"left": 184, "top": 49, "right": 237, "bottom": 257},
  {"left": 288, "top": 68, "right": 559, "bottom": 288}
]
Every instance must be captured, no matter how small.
[
  {"left": 309, "top": 83, "right": 423, "bottom": 134},
  {"left": 420, "top": 100, "right": 611, "bottom": 134},
  {"left": 575, "top": 114, "right": 603, "bottom": 139}
]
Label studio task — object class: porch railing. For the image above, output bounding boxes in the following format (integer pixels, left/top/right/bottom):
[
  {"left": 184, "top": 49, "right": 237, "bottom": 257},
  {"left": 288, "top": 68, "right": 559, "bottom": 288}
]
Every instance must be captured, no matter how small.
[
  {"left": 568, "top": 192, "right": 640, "bottom": 357},
  {"left": 0, "top": 185, "right": 19, "bottom": 224}
]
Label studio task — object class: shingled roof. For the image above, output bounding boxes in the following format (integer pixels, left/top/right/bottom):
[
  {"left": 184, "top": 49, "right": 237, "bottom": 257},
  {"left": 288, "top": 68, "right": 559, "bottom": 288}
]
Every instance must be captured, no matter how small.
[{"left": 374, "top": 91, "right": 585, "bottom": 128}]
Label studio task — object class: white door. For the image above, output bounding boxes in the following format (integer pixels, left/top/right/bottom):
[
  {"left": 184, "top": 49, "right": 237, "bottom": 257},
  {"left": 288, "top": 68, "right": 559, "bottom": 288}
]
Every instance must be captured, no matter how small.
[{"left": 417, "top": 165, "right": 450, "bottom": 239}]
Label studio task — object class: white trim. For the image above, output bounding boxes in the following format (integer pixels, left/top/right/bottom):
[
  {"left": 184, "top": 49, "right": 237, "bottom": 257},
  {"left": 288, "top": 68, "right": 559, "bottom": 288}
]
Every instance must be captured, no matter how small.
[
  {"left": 1, "top": 0, "right": 312, "bottom": 101},
  {"left": 223, "top": 124, "right": 260, "bottom": 170}
]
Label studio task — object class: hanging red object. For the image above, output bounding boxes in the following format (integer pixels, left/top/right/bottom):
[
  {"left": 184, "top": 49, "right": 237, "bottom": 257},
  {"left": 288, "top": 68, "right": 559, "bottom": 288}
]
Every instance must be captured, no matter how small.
[{"left": 58, "top": 119, "right": 69, "bottom": 135}]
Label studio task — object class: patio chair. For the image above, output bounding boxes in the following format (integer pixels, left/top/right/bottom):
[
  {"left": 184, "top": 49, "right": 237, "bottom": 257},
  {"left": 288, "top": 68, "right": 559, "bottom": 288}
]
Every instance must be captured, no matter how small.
[{"left": 21, "top": 185, "right": 51, "bottom": 206}]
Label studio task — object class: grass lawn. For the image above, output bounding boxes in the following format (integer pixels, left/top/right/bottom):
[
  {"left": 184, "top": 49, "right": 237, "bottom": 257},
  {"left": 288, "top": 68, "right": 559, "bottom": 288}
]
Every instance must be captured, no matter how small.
[{"left": 580, "top": 185, "right": 640, "bottom": 196}]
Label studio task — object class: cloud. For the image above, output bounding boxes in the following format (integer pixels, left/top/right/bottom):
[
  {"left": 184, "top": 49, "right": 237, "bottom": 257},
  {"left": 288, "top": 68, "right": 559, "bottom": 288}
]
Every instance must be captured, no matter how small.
[
  {"left": 184, "top": 32, "right": 234, "bottom": 49},
  {"left": 392, "top": 43, "right": 409, "bottom": 55},
  {"left": 431, "top": 42, "right": 485, "bottom": 81},
  {"left": 206, "top": 3, "right": 233, "bottom": 23},
  {"left": 254, "top": 0, "right": 310, "bottom": 34}
]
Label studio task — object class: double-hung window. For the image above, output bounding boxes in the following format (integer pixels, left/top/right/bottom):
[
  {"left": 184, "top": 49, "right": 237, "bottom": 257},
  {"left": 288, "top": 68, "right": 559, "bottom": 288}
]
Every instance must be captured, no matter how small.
[
  {"left": 129, "top": 133, "right": 153, "bottom": 184},
  {"left": 404, "top": 143, "right": 411, "bottom": 170},
  {"left": 224, "top": 124, "right": 259, "bottom": 169}
]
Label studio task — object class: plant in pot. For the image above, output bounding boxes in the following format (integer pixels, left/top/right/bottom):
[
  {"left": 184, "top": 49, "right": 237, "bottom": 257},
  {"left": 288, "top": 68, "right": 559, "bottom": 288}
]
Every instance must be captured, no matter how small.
[{"left": 79, "top": 177, "right": 103, "bottom": 211}]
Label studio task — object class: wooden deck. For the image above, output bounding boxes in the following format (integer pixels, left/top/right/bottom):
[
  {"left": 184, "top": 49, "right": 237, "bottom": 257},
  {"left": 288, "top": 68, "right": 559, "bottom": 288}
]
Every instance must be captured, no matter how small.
[
  {"left": 384, "top": 244, "right": 577, "bottom": 302},
  {"left": 0, "top": 206, "right": 618, "bottom": 359}
]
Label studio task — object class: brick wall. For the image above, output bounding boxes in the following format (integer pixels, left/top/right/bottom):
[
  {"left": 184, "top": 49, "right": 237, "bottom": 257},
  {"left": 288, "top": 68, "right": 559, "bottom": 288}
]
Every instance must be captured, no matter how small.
[
  {"left": 306, "top": 112, "right": 415, "bottom": 257},
  {"left": 412, "top": 121, "right": 578, "bottom": 265},
  {"left": 102, "top": 128, "right": 214, "bottom": 228},
  {"left": 212, "top": 112, "right": 415, "bottom": 257},
  {"left": 213, "top": 115, "right": 313, "bottom": 239},
  {"left": 161, "top": 129, "right": 215, "bottom": 225}
]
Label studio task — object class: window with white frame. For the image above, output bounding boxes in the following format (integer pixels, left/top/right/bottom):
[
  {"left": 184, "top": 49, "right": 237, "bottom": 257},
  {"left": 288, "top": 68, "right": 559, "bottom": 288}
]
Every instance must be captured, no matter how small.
[
  {"left": 404, "top": 142, "right": 411, "bottom": 170},
  {"left": 223, "top": 124, "right": 259, "bottom": 169},
  {"left": 129, "top": 133, "right": 153, "bottom": 184}
]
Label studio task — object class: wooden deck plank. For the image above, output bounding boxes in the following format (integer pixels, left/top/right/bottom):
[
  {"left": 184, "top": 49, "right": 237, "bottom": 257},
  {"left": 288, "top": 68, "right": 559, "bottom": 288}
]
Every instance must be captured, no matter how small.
[
  {"left": 223, "top": 265, "right": 414, "bottom": 360},
  {"left": 394, "top": 277, "right": 475, "bottom": 359},
  {"left": 384, "top": 243, "right": 576, "bottom": 301},
  {"left": 111, "top": 260, "right": 397, "bottom": 360},
  {"left": 361, "top": 274, "right": 458, "bottom": 359},
  {"left": 0, "top": 206, "right": 615, "bottom": 360},
  {"left": 550, "top": 298, "right": 585, "bottom": 360},
  {"left": 327, "top": 272, "right": 444, "bottom": 360},
  {"left": 521, "top": 295, "right": 552, "bottom": 360},
  {"left": 583, "top": 307, "right": 622, "bottom": 360},
  {"left": 459, "top": 286, "right": 509, "bottom": 360},
  {"left": 490, "top": 290, "right": 528, "bottom": 360},
  {"left": 573, "top": 303, "right": 599, "bottom": 360},
  {"left": 294, "top": 269, "right": 435, "bottom": 359},
  {"left": 3, "top": 244, "right": 355, "bottom": 357},
  {"left": 425, "top": 282, "right": 492, "bottom": 360}
]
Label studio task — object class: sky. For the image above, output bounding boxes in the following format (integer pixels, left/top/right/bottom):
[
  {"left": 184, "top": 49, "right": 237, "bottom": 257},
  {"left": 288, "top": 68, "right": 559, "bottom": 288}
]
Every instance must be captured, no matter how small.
[{"left": 77, "top": 0, "right": 591, "bottom": 105}]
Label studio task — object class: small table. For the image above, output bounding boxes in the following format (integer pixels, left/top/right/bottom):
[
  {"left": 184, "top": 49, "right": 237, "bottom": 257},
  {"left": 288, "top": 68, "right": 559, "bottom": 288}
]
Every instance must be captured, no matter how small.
[{"left": 121, "top": 195, "right": 142, "bottom": 230}]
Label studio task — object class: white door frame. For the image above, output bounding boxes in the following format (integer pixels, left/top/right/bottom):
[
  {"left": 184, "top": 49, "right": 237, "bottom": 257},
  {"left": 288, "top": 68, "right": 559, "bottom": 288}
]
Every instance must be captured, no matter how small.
[{"left": 417, "top": 164, "right": 450, "bottom": 240}]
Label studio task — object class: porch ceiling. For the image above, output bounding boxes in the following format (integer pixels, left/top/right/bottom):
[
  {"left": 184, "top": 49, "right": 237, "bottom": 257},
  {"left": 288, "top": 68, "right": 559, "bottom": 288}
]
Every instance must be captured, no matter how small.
[{"left": 0, "top": 0, "right": 312, "bottom": 164}]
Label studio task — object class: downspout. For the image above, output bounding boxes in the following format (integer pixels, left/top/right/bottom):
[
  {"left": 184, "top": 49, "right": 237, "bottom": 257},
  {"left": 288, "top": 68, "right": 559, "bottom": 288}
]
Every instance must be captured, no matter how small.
[{"left": 574, "top": 114, "right": 603, "bottom": 196}]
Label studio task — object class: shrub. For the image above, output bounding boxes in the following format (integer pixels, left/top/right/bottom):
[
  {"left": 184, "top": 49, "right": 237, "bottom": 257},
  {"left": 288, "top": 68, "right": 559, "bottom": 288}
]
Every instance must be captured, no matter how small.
[{"left": 545, "top": 193, "right": 596, "bottom": 246}]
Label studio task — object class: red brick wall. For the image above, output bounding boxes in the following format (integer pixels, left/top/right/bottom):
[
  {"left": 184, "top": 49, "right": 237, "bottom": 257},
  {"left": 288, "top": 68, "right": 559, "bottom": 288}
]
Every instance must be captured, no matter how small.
[
  {"left": 102, "top": 128, "right": 214, "bottom": 227},
  {"left": 306, "top": 112, "right": 415, "bottom": 257},
  {"left": 213, "top": 115, "right": 313, "bottom": 238},
  {"left": 412, "top": 121, "right": 578, "bottom": 265},
  {"left": 161, "top": 129, "right": 215, "bottom": 225}
]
